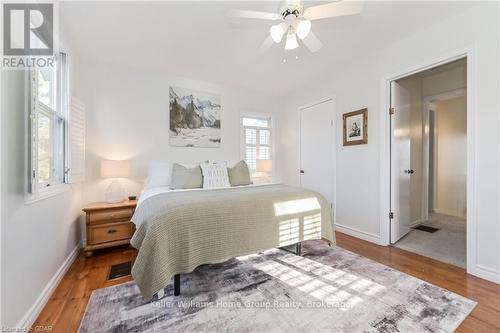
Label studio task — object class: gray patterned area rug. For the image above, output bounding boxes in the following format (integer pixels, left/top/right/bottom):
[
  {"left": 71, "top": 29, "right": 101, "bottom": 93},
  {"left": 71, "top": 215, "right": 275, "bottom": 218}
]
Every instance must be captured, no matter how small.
[{"left": 79, "top": 240, "right": 476, "bottom": 333}]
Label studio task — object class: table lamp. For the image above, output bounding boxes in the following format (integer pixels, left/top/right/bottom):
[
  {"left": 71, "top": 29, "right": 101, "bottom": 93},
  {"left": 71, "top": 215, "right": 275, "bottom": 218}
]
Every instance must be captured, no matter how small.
[
  {"left": 256, "top": 159, "right": 272, "bottom": 181},
  {"left": 101, "top": 159, "right": 130, "bottom": 203}
]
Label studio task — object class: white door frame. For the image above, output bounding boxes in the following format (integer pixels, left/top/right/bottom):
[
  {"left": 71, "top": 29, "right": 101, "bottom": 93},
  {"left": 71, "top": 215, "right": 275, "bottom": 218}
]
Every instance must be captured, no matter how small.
[
  {"left": 378, "top": 47, "right": 477, "bottom": 275},
  {"left": 422, "top": 88, "right": 467, "bottom": 221},
  {"left": 299, "top": 96, "right": 336, "bottom": 222}
]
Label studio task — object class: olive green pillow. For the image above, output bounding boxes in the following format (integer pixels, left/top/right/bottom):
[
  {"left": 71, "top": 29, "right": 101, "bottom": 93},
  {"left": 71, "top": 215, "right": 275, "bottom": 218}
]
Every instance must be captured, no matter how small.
[
  {"left": 227, "top": 160, "right": 253, "bottom": 186},
  {"left": 170, "top": 163, "right": 203, "bottom": 189}
]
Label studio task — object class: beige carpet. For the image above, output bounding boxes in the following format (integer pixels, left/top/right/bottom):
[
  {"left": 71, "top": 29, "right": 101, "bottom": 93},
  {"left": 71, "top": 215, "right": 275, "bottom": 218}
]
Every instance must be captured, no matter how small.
[{"left": 394, "top": 213, "right": 466, "bottom": 268}]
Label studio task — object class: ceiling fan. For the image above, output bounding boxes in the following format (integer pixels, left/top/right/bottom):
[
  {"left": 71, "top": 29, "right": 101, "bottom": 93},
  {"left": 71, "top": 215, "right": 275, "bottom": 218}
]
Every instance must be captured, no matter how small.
[{"left": 228, "top": 1, "right": 363, "bottom": 53}]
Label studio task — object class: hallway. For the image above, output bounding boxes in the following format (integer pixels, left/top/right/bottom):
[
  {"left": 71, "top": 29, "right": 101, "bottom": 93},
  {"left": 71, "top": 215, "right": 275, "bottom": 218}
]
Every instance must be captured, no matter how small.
[{"left": 394, "top": 213, "right": 466, "bottom": 268}]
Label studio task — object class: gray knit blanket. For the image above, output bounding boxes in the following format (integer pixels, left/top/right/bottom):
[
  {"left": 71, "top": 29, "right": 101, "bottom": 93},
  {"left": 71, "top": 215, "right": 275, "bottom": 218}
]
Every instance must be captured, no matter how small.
[{"left": 131, "top": 184, "right": 335, "bottom": 298}]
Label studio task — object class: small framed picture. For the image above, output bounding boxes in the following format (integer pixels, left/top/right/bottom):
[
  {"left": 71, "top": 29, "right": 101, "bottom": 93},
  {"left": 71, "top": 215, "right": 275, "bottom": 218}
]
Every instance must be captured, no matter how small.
[{"left": 343, "top": 108, "right": 368, "bottom": 146}]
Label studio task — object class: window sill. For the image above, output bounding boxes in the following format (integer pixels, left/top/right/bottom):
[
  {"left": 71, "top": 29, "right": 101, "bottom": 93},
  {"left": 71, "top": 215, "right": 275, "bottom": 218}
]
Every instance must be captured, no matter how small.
[{"left": 25, "top": 183, "right": 71, "bottom": 204}]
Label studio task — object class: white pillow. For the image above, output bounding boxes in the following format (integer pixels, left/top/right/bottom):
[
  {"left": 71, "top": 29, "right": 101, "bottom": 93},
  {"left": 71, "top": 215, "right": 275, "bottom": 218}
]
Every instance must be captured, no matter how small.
[
  {"left": 200, "top": 162, "right": 230, "bottom": 189},
  {"left": 145, "top": 161, "right": 172, "bottom": 189}
]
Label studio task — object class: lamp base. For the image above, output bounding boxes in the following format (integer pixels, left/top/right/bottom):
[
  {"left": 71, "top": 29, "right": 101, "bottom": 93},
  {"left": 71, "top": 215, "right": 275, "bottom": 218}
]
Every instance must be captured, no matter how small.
[{"left": 105, "top": 179, "right": 126, "bottom": 203}]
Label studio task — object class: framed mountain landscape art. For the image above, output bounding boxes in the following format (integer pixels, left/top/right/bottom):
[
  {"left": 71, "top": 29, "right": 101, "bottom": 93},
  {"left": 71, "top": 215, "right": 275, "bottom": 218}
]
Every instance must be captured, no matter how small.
[
  {"left": 343, "top": 108, "right": 368, "bottom": 146},
  {"left": 169, "top": 86, "right": 221, "bottom": 147}
]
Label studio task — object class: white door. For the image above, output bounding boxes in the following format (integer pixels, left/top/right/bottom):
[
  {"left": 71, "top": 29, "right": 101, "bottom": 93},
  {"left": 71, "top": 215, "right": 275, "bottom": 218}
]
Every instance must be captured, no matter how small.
[
  {"left": 300, "top": 99, "right": 334, "bottom": 209},
  {"left": 390, "top": 81, "right": 412, "bottom": 243}
]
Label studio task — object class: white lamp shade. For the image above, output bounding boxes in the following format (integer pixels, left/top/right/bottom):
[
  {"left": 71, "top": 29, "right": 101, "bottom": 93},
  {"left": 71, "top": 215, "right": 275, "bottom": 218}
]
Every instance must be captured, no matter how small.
[
  {"left": 285, "top": 32, "right": 299, "bottom": 50},
  {"left": 296, "top": 19, "right": 311, "bottom": 40},
  {"left": 101, "top": 160, "right": 130, "bottom": 178},
  {"left": 270, "top": 22, "right": 288, "bottom": 43},
  {"left": 256, "top": 159, "right": 273, "bottom": 173}
]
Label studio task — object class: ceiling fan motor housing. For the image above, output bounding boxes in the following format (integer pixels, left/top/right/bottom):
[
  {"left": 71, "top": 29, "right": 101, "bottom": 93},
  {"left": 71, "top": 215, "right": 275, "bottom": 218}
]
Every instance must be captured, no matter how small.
[
  {"left": 282, "top": 8, "right": 300, "bottom": 22},
  {"left": 279, "top": 0, "right": 303, "bottom": 22}
]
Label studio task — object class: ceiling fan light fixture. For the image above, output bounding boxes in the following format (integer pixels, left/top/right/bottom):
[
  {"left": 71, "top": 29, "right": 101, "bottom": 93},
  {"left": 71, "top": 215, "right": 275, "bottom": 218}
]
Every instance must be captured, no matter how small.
[
  {"left": 284, "top": 31, "right": 299, "bottom": 50},
  {"left": 270, "top": 22, "right": 288, "bottom": 43},
  {"left": 296, "top": 19, "right": 311, "bottom": 40}
]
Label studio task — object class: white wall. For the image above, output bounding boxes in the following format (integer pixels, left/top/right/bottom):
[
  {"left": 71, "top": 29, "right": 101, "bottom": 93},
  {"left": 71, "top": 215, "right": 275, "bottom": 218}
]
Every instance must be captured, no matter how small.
[
  {"left": 0, "top": 21, "right": 86, "bottom": 327},
  {"left": 78, "top": 61, "right": 285, "bottom": 204},
  {"left": 279, "top": 3, "right": 500, "bottom": 282},
  {"left": 433, "top": 96, "right": 467, "bottom": 218},
  {"left": 0, "top": 71, "right": 83, "bottom": 327}
]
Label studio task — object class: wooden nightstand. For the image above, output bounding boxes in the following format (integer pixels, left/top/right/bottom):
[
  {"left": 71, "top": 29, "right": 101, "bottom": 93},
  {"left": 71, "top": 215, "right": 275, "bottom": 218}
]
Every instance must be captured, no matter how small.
[{"left": 83, "top": 200, "right": 137, "bottom": 257}]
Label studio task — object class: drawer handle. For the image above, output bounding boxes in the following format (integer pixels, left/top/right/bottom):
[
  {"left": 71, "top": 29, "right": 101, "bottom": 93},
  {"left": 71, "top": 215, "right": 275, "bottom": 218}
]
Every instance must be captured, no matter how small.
[{"left": 108, "top": 229, "right": 117, "bottom": 234}]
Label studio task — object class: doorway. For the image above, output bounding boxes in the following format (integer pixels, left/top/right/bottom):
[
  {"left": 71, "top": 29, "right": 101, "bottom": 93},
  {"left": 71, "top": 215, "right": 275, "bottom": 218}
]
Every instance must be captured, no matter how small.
[
  {"left": 389, "top": 58, "right": 468, "bottom": 268},
  {"left": 299, "top": 98, "right": 335, "bottom": 212}
]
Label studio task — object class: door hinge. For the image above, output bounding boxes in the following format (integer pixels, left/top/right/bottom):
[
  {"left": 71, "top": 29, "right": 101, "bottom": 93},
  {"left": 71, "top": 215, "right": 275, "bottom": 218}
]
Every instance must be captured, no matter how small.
[
  {"left": 389, "top": 107, "right": 395, "bottom": 115},
  {"left": 32, "top": 170, "right": 36, "bottom": 179},
  {"left": 330, "top": 120, "right": 333, "bottom": 126},
  {"left": 389, "top": 212, "right": 394, "bottom": 219}
]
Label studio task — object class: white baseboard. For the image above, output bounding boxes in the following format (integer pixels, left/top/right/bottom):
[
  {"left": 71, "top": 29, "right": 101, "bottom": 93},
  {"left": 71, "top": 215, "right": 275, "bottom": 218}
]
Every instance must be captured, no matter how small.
[
  {"left": 473, "top": 264, "right": 500, "bottom": 284},
  {"left": 409, "top": 219, "right": 422, "bottom": 228},
  {"left": 16, "top": 241, "right": 82, "bottom": 329},
  {"left": 335, "top": 223, "right": 383, "bottom": 245}
]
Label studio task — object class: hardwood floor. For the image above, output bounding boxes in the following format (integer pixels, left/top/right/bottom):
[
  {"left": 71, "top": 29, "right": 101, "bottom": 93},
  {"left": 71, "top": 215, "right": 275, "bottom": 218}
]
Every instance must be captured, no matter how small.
[{"left": 33, "top": 232, "right": 500, "bottom": 332}]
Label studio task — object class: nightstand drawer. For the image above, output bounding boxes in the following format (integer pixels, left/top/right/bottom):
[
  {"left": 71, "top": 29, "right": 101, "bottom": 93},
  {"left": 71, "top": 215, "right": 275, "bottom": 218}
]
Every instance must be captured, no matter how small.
[
  {"left": 89, "top": 222, "right": 133, "bottom": 244},
  {"left": 89, "top": 208, "right": 135, "bottom": 224}
]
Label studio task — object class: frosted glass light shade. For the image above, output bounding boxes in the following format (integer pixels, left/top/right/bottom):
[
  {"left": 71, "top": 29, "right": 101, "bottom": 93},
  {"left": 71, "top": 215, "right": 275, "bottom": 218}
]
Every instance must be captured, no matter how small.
[
  {"left": 296, "top": 19, "right": 311, "bottom": 40},
  {"left": 101, "top": 160, "right": 130, "bottom": 178},
  {"left": 285, "top": 32, "right": 299, "bottom": 50},
  {"left": 256, "top": 159, "right": 273, "bottom": 173},
  {"left": 270, "top": 23, "right": 288, "bottom": 43}
]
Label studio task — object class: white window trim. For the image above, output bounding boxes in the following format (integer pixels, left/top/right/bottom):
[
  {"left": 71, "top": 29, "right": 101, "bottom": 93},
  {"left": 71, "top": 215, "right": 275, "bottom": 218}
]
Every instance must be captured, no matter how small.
[
  {"left": 25, "top": 183, "right": 70, "bottom": 204},
  {"left": 25, "top": 52, "right": 71, "bottom": 204},
  {"left": 240, "top": 111, "right": 275, "bottom": 180}
]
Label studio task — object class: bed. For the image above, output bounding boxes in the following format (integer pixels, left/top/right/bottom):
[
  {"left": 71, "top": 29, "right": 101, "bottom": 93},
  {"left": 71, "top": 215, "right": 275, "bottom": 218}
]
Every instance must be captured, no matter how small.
[{"left": 130, "top": 183, "right": 335, "bottom": 298}]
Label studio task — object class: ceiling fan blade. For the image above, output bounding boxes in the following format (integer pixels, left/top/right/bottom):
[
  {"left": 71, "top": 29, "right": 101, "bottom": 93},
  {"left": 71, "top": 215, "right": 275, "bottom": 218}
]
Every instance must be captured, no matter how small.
[
  {"left": 259, "top": 35, "right": 275, "bottom": 54},
  {"left": 301, "top": 31, "right": 323, "bottom": 53},
  {"left": 227, "top": 9, "right": 281, "bottom": 20},
  {"left": 304, "top": 1, "right": 364, "bottom": 21}
]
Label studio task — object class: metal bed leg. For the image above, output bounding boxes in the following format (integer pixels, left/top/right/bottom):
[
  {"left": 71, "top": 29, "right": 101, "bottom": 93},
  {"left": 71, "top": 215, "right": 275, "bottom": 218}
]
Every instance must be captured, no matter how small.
[
  {"left": 279, "top": 242, "right": 302, "bottom": 256},
  {"left": 174, "top": 274, "right": 180, "bottom": 296},
  {"left": 296, "top": 242, "right": 302, "bottom": 256}
]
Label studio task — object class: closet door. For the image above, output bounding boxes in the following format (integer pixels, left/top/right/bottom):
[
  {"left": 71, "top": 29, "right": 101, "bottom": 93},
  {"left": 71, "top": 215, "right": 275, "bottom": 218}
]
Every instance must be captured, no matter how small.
[{"left": 300, "top": 99, "right": 334, "bottom": 210}]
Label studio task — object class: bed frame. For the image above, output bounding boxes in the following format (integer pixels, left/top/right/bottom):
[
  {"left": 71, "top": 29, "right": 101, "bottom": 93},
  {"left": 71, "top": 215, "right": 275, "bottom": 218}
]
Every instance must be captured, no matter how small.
[{"left": 172, "top": 242, "right": 302, "bottom": 296}]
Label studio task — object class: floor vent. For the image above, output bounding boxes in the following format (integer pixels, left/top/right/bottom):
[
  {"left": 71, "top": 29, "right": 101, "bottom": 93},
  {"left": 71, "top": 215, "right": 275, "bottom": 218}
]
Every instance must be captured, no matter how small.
[
  {"left": 108, "top": 261, "right": 132, "bottom": 280},
  {"left": 414, "top": 225, "right": 440, "bottom": 233}
]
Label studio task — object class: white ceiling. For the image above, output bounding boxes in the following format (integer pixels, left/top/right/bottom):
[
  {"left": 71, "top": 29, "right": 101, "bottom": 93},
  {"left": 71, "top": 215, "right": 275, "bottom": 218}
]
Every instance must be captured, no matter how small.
[{"left": 60, "top": 1, "right": 477, "bottom": 95}]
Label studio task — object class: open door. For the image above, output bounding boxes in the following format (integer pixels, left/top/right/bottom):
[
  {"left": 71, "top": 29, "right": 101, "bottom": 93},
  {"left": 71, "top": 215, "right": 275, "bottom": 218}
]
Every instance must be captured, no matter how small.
[{"left": 390, "top": 81, "right": 412, "bottom": 243}]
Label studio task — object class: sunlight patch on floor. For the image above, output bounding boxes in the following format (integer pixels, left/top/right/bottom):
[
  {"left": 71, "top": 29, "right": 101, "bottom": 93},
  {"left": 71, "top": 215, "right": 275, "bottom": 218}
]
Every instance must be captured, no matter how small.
[
  {"left": 254, "top": 260, "right": 364, "bottom": 310},
  {"left": 280, "top": 255, "right": 386, "bottom": 297}
]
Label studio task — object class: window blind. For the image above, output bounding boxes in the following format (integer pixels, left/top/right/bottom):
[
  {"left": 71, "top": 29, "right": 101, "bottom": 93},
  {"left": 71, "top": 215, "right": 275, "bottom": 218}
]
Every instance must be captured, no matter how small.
[{"left": 242, "top": 116, "right": 272, "bottom": 172}]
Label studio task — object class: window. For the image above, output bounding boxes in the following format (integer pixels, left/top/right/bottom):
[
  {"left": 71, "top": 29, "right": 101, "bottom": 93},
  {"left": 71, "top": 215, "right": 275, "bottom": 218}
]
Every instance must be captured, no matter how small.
[
  {"left": 241, "top": 114, "right": 273, "bottom": 175},
  {"left": 29, "top": 53, "right": 69, "bottom": 199}
]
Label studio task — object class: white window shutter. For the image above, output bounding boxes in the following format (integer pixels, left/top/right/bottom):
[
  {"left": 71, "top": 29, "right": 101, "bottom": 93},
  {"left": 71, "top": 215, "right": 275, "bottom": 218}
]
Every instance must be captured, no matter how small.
[{"left": 68, "top": 97, "right": 85, "bottom": 183}]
